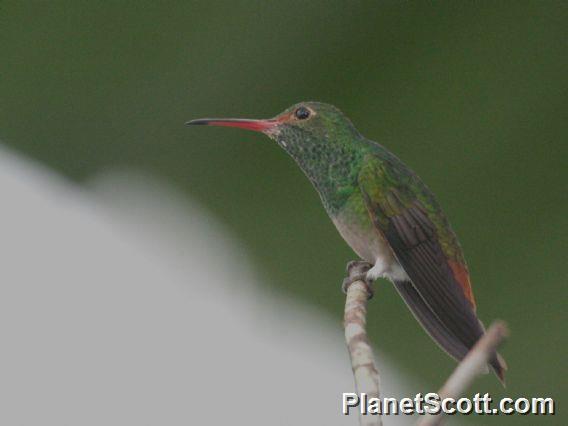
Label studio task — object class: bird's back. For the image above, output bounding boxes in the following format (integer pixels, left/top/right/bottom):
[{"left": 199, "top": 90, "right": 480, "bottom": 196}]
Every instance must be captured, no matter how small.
[{"left": 350, "top": 141, "right": 506, "bottom": 382}]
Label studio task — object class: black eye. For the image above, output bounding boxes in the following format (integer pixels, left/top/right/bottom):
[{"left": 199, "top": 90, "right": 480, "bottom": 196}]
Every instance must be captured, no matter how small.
[{"left": 295, "top": 106, "right": 311, "bottom": 120}]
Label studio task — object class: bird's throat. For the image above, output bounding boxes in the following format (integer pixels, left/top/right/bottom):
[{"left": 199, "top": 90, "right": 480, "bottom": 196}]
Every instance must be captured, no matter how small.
[{"left": 274, "top": 128, "right": 367, "bottom": 214}]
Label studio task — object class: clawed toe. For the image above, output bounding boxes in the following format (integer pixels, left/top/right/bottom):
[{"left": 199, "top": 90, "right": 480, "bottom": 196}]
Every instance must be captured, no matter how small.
[
  {"left": 341, "top": 275, "right": 374, "bottom": 299},
  {"left": 342, "top": 260, "right": 375, "bottom": 299},
  {"left": 345, "top": 260, "right": 373, "bottom": 275}
]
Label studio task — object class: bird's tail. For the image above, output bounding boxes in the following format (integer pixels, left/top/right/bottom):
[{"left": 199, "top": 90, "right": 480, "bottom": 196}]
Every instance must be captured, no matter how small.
[
  {"left": 394, "top": 280, "right": 507, "bottom": 386},
  {"left": 489, "top": 344, "right": 508, "bottom": 386}
]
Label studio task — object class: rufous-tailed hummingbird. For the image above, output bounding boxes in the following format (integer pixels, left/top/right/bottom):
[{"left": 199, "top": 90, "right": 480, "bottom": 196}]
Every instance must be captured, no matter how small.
[{"left": 187, "top": 102, "right": 506, "bottom": 383}]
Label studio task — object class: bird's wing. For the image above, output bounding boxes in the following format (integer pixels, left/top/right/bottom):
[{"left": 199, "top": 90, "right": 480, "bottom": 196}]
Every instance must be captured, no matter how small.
[{"left": 357, "top": 153, "right": 483, "bottom": 349}]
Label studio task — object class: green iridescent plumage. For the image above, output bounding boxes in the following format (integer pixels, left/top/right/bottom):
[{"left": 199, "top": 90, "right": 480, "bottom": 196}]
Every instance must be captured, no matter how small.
[
  {"left": 273, "top": 103, "right": 466, "bottom": 266},
  {"left": 187, "top": 101, "right": 507, "bottom": 383}
]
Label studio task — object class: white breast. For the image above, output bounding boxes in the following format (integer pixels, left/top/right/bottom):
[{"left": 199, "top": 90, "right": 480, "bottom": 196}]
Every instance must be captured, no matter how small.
[{"left": 332, "top": 215, "right": 409, "bottom": 283}]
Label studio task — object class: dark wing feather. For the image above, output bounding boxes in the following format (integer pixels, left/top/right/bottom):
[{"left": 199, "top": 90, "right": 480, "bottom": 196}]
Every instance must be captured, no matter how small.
[
  {"left": 357, "top": 154, "right": 506, "bottom": 381},
  {"left": 377, "top": 200, "right": 485, "bottom": 349},
  {"left": 393, "top": 280, "right": 470, "bottom": 361}
]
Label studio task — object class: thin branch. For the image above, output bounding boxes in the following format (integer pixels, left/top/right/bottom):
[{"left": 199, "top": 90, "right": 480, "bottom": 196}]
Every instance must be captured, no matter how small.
[
  {"left": 417, "top": 321, "right": 509, "bottom": 426},
  {"left": 344, "top": 265, "right": 382, "bottom": 426}
]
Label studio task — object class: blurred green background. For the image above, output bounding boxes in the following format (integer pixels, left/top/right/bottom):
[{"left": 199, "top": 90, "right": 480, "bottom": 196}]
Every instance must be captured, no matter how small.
[{"left": 1, "top": 1, "right": 566, "bottom": 423}]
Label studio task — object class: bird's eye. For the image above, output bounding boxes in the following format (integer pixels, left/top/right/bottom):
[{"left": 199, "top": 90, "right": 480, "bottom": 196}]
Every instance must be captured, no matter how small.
[{"left": 295, "top": 106, "right": 311, "bottom": 120}]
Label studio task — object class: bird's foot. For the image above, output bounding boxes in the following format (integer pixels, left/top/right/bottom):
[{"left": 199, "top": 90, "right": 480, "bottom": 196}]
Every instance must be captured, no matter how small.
[{"left": 342, "top": 260, "right": 374, "bottom": 299}]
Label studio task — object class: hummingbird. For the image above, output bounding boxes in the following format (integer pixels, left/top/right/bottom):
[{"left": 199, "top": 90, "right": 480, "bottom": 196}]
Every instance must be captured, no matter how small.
[{"left": 186, "top": 102, "right": 507, "bottom": 383}]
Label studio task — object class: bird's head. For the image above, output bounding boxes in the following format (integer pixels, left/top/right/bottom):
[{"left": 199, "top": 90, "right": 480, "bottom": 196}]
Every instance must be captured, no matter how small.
[{"left": 186, "top": 101, "right": 361, "bottom": 154}]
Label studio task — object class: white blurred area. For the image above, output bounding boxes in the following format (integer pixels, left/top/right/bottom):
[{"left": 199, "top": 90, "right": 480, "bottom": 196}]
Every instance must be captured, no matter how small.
[{"left": 0, "top": 147, "right": 423, "bottom": 425}]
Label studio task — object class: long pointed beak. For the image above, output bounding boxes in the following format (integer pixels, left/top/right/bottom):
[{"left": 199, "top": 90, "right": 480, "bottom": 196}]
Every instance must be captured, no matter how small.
[{"left": 185, "top": 118, "right": 279, "bottom": 133}]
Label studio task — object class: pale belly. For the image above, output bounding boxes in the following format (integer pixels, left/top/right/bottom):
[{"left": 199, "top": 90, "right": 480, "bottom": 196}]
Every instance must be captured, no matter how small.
[{"left": 332, "top": 209, "right": 409, "bottom": 283}]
